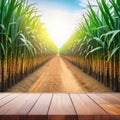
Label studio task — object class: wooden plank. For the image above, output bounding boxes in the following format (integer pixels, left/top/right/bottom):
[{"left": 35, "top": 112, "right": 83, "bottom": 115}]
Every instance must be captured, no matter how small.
[
  {"left": 97, "top": 93, "right": 120, "bottom": 104},
  {"left": 0, "top": 93, "right": 40, "bottom": 120},
  {"left": 88, "top": 94, "right": 120, "bottom": 114},
  {"left": 70, "top": 94, "right": 109, "bottom": 120},
  {"left": 0, "top": 93, "right": 20, "bottom": 108},
  {"left": 112, "top": 93, "right": 120, "bottom": 102},
  {"left": 28, "top": 93, "right": 52, "bottom": 120},
  {"left": 0, "top": 93, "right": 11, "bottom": 100},
  {"left": 48, "top": 93, "right": 77, "bottom": 120},
  {"left": 88, "top": 94, "right": 120, "bottom": 120},
  {"left": 112, "top": 93, "right": 120, "bottom": 97},
  {"left": 0, "top": 93, "right": 119, "bottom": 120},
  {"left": 0, "top": 93, "right": 40, "bottom": 114}
]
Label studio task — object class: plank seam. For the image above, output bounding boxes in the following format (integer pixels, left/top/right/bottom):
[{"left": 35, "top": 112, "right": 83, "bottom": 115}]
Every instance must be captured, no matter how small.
[
  {"left": 86, "top": 94, "right": 111, "bottom": 117},
  {"left": 0, "top": 94, "right": 21, "bottom": 108},
  {"left": 69, "top": 94, "right": 77, "bottom": 115},
  {"left": 0, "top": 93, "right": 12, "bottom": 100},
  {"left": 47, "top": 93, "right": 54, "bottom": 115},
  {"left": 95, "top": 93, "right": 120, "bottom": 118},
  {"left": 27, "top": 94, "right": 41, "bottom": 115}
]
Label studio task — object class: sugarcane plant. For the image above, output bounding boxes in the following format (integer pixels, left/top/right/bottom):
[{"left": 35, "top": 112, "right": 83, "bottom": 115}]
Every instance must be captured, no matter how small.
[
  {"left": 60, "top": 0, "right": 120, "bottom": 91},
  {"left": 0, "top": 0, "right": 57, "bottom": 91}
]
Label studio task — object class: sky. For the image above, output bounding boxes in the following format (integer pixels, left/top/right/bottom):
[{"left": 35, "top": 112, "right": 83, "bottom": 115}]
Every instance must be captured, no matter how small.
[{"left": 28, "top": 0, "right": 97, "bottom": 48}]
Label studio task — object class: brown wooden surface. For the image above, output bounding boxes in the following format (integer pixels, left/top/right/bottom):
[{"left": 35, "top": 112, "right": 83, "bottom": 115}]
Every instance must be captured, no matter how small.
[
  {"left": 0, "top": 93, "right": 119, "bottom": 120},
  {"left": 88, "top": 93, "right": 120, "bottom": 120},
  {"left": 0, "top": 93, "right": 11, "bottom": 100},
  {"left": 70, "top": 94, "right": 109, "bottom": 120},
  {"left": 0, "top": 93, "right": 20, "bottom": 108},
  {"left": 28, "top": 93, "right": 52, "bottom": 120},
  {"left": 48, "top": 93, "right": 77, "bottom": 120}
]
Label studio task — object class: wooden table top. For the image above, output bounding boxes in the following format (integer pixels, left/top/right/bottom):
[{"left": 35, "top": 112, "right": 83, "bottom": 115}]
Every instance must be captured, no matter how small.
[{"left": 0, "top": 93, "right": 119, "bottom": 120}]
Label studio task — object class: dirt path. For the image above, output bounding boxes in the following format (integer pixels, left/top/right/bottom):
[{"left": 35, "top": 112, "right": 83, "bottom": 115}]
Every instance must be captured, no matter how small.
[{"left": 7, "top": 55, "right": 112, "bottom": 92}]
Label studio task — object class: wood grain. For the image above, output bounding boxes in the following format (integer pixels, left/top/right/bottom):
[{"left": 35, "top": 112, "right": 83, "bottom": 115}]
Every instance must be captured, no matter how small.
[
  {"left": 0, "top": 93, "right": 11, "bottom": 100},
  {"left": 48, "top": 93, "right": 77, "bottom": 120},
  {"left": 0, "top": 93, "right": 20, "bottom": 107},
  {"left": 0, "top": 93, "right": 40, "bottom": 120},
  {"left": 70, "top": 94, "right": 109, "bottom": 120},
  {"left": 88, "top": 94, "right": 120, "bottom": 120},
  {"left": 0, "top": 93, "right": 119, "bottom": 120},
  {"left": 28, "top": 93, "right": 52, "bottom": 120}
]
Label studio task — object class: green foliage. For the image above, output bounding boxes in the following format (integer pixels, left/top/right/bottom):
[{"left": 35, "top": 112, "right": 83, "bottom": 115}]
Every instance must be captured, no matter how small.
[
  {"left": 0, "top": 0, "right": 57, "bottom": 91},
  {"left": 60, "top": 0, "right": 120, "bottom": 91},
  {"left": 60, "top": 0, "right": 120, "bottom": 61},
  {"left": 0, "top": 0, "right": 57, "bottom": 59}
]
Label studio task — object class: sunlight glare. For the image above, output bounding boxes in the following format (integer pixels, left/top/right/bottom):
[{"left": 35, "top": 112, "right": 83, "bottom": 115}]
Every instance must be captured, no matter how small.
[
  {"left": 41, "top": 9, "right": 78, "bottom": 48},
  {"left": 47, "top": 20, "right": 72, "bottom": 48}
]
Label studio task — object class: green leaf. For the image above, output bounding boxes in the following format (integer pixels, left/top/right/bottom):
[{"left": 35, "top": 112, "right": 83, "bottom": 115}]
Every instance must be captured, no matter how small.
[
  {"left": 0, "top": 24, "right": 6, "bottom": 31},
  {"left": 108, "top": 30, "right": 120, "bottom": 48},
  {"left": 86, "top": 47, "right": 102, "bottom": 57},
  {"left": 93, "top": 37, "right": 105, "bottom": 48},
  {"left": 101, "top": 0, "right": 115, "bottom": 29},
  {"left": 0, "top": 43, "right": 6, "bottom": 57},
  {"left": 107, "top": 46, "right": 120, "bottom": 62}
]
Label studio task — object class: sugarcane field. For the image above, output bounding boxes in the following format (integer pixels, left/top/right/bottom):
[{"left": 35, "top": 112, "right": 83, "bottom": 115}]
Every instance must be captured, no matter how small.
[{"left": 0, "top": 0, "right": 120, "bottom": 93}]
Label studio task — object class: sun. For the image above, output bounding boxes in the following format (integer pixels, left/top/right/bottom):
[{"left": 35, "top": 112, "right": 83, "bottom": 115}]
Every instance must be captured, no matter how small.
[
  {"left": 41, "top": 9, "right": 77, "bottom": 48},
  {"left": 47, "top": 20, "right": 71, "bottom": 48}
]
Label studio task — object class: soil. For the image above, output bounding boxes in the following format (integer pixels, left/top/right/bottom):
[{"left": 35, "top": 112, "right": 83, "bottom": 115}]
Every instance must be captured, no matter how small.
[{"left": 7, "top": 55, "right": 112, "bottom": 92}]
